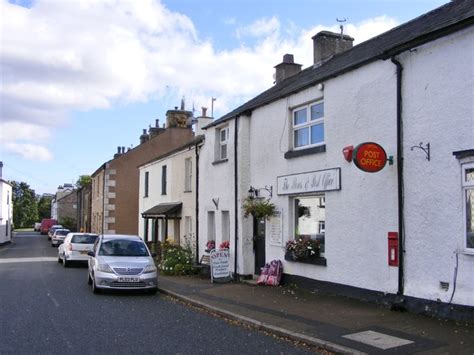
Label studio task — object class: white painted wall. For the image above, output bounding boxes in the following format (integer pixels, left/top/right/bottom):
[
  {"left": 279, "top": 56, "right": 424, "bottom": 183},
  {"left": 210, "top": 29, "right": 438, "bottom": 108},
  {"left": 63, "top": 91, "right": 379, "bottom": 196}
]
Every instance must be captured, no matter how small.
[
  {"left": 247, "top": 59, "right": 399, "bottom": 293},
  {"left": 401, "top": 27, "right": 474, "bottom": 306},
  {"left": 0, "top": 181, "right": 13, "bottom": 244},
  {"left": 138, "top": 146, "right": 199, "bottom": 251}
]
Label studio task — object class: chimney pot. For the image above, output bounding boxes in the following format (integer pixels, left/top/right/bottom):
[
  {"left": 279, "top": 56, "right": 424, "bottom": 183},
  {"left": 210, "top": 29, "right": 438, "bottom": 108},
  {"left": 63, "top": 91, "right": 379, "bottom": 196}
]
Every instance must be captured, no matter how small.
[
  {"left": 282, "top": 54, "right": 294, "bottom": 64},
  {"left": 0, "top": 161, "right": 3, "bottom": 179},
  {"left": 121, "top": 146, "right": 125, "bottom": 154},
  {"left": 117, "top": 146, "right": 121, "bottom": 154},
  {"left": 143, "top": 129, "right": 146, "bottom": 134},
  {"left": 202, "top": 107, "right": 207, "bottom": 117},
  {"left": 155, "top": 119, "right": 159, "bottom": 127}
]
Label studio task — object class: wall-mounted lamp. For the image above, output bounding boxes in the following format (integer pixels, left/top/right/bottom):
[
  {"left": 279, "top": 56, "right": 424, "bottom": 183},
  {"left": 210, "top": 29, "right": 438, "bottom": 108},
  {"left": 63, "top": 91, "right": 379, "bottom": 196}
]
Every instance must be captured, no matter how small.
[{"left": 248, "top": 185, "right": 273, "bottom": 200}]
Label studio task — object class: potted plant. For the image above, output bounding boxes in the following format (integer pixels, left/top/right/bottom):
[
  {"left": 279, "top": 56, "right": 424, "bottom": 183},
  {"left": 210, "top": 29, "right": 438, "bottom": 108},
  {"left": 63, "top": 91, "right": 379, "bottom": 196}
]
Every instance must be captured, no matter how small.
[
  {"left": 242, "top": 197, "right": 277, "bottom": 220},
  {"left": 205, "top": 240, "right": 215, "bottom": 253},
  {"left": 285, "top": 237, "right": 320, "bottom": 261},
  {"left": 219, "top": 240, "right": 230, "bottom": 249}
]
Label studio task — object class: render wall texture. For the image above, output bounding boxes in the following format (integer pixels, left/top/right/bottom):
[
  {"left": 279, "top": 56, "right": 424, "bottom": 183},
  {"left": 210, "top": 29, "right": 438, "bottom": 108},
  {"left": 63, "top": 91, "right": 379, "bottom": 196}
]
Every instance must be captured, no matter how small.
[{"left": 401, "top": 27, "right": 474, "bottom": 306}]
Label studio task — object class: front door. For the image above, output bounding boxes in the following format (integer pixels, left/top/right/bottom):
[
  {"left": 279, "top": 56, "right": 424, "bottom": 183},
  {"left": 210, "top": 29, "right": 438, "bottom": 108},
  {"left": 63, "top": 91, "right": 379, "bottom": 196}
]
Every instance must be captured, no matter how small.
[{"left": 254, "top": 217, "right": 266, "bottom": 274}]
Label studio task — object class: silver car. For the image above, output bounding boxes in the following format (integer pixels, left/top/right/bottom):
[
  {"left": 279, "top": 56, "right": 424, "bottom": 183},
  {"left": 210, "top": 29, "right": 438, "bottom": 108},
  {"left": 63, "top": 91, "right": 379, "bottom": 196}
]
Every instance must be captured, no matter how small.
[
  {"left": 87, "top": 234, "right": 158, "bottom": 294},
  {"left": 51, "top": 228, "right": 70, "bottom": 247},
  {"left": 58, "top": 233, "right": 99, "bottom": 267}
]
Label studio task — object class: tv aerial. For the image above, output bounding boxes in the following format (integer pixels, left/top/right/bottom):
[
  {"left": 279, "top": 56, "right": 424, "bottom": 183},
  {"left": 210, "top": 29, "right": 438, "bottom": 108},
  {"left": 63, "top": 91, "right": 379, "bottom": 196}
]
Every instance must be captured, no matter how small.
[{"left": 336, "top": 18, "right": 347, "bottom": 39}]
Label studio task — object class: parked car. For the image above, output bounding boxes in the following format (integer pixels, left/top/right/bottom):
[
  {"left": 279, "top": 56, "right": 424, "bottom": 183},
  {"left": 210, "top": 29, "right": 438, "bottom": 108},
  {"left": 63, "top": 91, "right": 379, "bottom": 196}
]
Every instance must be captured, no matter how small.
[
  {"left": 87, "top": 234, "right": 157, "bottom": 294},
  {"left": 34, "top": 222, "right": 42, "bottom": 232},
  {"left": 48, "top": 225, "right": 63, "bottom": 240},
  {"left": 40, "top": 218, "right": 58, "bottom": 235},
  {"left": 51, "top": 229, "right": 70, "bottom": 247},
  {"left": 58, "top": 233, "right": 99, "bottom": 267}
]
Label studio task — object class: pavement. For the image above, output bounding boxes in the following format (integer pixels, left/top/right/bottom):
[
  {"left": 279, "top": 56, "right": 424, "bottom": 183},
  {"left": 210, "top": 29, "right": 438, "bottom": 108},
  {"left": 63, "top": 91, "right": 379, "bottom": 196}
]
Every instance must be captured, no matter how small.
[{"left": 158, "top": 275, "right": 474, "bottom": 354}]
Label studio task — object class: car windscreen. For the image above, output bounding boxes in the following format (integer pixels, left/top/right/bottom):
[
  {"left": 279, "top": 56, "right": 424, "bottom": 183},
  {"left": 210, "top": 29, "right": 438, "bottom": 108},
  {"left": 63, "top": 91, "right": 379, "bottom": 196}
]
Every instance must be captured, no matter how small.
[
  {"left": 56, "top": 230, "right": 70, "bottom": 236},
  {"left": 99, "top": 240, "right": 149, "bottom": 257},
  {"left": 71, "top": 234, "right": 98, "bottom": 244}
]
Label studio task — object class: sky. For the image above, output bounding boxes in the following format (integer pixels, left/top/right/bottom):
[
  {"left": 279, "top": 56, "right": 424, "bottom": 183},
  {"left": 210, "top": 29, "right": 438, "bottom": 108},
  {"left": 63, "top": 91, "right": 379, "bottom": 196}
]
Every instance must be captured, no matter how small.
[{"left": 1, "top": 0, "right": 448, "bottom": 195}]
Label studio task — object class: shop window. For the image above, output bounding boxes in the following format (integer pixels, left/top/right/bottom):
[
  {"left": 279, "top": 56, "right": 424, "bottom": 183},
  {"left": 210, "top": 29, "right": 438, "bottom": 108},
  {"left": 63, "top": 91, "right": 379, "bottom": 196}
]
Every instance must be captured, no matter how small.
[
  {"left": 293, "top": 101, "right": 324, "bottom": 149},
  {"left": 295, "top": 195, "right": 325, "bottom": 253},
  {"left": 463, "top": 162, "right": 474, "bottom": 250}
]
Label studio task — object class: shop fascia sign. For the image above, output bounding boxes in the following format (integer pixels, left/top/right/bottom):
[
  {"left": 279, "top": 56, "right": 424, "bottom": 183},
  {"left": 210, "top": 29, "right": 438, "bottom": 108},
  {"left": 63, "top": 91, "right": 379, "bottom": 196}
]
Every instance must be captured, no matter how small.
[
  {"left": 277, "top": 168, "right": 341, "bottom": 195},
  {"left": 352, "top": 142, "right": 391, "bottom": 173}
]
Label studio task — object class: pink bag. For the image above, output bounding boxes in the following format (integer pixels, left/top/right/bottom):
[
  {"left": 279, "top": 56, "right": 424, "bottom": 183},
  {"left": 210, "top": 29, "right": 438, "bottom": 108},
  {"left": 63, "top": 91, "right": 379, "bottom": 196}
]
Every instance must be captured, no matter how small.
[
  {"left": 256, "top": 263, "right": 270, "bottom": 285},
  {"left": 266, "top": 260, "right": 283, "bottom": 286}
]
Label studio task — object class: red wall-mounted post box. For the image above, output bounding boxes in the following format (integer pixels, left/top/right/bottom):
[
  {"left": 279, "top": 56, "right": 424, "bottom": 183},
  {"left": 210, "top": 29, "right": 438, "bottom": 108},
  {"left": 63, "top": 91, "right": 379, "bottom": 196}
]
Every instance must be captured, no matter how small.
[{"left": 388, "top": 232, "right": 398, "bottom": 266}]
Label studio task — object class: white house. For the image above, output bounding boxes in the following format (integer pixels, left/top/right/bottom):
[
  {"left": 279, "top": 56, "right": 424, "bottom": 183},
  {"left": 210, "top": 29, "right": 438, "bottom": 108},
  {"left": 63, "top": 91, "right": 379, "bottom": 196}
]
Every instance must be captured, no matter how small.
[
  {"left": 199, "top": 0, "right": 473, "bottom": 319},
  {"left": 138, "top": 108, "right": 209, "bottom": 261},
  {"left": 0, "top": 162, "right": 13, "bottom": 245}
]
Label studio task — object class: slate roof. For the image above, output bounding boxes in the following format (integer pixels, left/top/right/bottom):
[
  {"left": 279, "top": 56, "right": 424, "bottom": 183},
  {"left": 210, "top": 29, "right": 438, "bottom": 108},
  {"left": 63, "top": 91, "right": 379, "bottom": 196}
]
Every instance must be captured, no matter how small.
[{"left": 207, "top": 0, "right": 474, "bottom": 128}]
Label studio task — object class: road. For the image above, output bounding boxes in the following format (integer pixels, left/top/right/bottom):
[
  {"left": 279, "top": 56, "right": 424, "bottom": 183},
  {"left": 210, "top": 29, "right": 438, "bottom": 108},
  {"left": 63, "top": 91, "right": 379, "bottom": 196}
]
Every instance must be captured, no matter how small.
[{"left": 0, "top": 232, "right": 315, "bottom": 354}]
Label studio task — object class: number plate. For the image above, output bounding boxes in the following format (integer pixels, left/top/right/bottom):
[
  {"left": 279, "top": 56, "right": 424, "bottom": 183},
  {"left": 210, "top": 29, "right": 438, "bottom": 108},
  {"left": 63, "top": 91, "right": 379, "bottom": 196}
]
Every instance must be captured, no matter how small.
[{"left": 117, "top": 277, "right": 140, "bottom": 283}]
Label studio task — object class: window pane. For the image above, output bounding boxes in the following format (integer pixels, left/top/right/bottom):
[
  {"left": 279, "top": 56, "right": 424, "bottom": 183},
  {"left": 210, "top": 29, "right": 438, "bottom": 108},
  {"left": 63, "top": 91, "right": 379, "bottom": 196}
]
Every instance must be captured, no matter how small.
[
  {"left": 310, "top": 123, "right": 324, "bottom": 144},
  {"left": 220, "top": 144, "right": 227, "bottom": 159},
  {"left": 294, "top": 127, "right": 309, "bottom": 147},
  {"left": 220, "top": 128, "right": 227, "bottom": 142},
  {"left": 295, "top": 196, "right": 325, "bottom": 253},
  {"left": 467, "top": 189, "right": 474, "bottom": 249},
  {"left": 294, "top": 108, "right": 307, "bottom": 125},
  {"left": 310, "top": 102, "right": 324, "bottom": 120},
  {"left": 465, "top": 168, "right": 474, "bottom": 183}
]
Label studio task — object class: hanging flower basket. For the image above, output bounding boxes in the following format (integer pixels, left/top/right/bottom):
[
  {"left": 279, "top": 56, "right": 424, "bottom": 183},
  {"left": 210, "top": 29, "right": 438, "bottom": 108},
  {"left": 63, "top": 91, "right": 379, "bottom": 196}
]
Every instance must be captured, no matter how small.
[{"left": 242, "top": 197, "right": 277, "bottom": 220}]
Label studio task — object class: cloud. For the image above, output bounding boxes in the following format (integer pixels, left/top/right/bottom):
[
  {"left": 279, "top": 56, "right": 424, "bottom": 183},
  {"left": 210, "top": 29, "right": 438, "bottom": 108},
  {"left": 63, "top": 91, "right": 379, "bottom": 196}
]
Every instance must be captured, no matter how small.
[
  {"left": 1, "top": 0, "right": 400, "bottom": 161},
  {"left": 4, "top": 143, "right": 53, "bottom": 162}
]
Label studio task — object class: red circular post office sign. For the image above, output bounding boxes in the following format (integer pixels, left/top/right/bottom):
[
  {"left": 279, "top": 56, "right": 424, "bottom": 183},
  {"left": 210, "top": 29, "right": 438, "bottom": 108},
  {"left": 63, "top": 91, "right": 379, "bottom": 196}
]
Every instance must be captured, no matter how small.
[{"left": 352, "top": 142, "right": 388, "bottom": 173}]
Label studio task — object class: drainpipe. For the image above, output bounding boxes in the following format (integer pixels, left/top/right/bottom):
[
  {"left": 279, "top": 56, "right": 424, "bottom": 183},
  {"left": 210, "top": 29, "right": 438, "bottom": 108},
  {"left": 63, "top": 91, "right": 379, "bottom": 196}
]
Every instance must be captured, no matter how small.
[
  {"left": 234, "top": 116, "right": 240, "bottom": 279},
  {"left": 391, "top": 56, "right": 405, "bottom": 297},
  {"left": 102, "top": 165, "right": 106, "bottom": 235},
  {"left": 195, "top": 142, "right": 200, "bottom": 264}
]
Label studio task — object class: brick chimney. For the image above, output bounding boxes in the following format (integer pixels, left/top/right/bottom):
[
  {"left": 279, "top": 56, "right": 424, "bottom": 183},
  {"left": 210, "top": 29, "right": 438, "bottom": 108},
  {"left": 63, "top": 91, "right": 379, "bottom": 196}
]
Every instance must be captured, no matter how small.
[
  {"left": 149, "top": 119, "right": 166, "bottom": 139},
  {"left": 166, "top": 108, "right": 193, "bottom": 128},
  {"left": 113, "top": 146, "right": 121, "bottom": 159},
  {"left": 312, "top": 31, "right": 353, "bottom": 67},
  {"left": 274, "top": 54, "right": 302, "bottom": 84}
]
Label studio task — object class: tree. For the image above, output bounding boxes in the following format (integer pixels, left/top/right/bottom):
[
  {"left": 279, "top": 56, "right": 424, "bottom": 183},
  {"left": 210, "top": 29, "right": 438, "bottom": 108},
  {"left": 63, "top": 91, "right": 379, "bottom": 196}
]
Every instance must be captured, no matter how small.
[
  {"left": 37, "top": 195, "right": 53, "bottom": 220},
  {"left": 76, "top": 175, "right": 92, "bottom": 189},
  {"left": 11, "top": 181, "right": 38, "bottom": 228}
]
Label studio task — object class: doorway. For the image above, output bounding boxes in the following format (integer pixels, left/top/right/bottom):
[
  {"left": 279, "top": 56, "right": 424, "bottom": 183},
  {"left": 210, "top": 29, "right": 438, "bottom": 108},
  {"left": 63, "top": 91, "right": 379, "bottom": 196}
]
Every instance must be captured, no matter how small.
[{"left": 254, "top": 217, "right": 266, "bottom": 274}]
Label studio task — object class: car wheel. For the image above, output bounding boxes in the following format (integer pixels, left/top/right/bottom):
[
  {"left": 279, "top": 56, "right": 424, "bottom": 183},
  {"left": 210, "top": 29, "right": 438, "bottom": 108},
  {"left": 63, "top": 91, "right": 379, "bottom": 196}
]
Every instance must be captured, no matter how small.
[
  {"left": 63, "top": 255, "right": 69, "bottom": 268},
  {"left": 87, "top": 272, "right": 92, "bottom": 285},
  {"left": 92, "top": 276, "right": 101, "bottom": 294}
]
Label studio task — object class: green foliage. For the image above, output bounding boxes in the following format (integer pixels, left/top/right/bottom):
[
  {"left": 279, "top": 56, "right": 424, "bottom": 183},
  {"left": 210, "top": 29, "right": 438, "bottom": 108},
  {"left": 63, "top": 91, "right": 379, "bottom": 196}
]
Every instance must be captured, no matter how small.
[
  {"left": 37, "top": 195, "right": 53, "bottom": 220},
  {"left": 242, "top": 198, "right": 277, "bottom": 220},
  {"left": 76, "top": 175, "right": 92, "bottom": 189},
  {"left": 59, "top": 216, "right": 76, "bottom": 231},
  {"left": 159, "top": 240, "right": 194, "bottom": 276},
  {"left": 11, "top": 181, "right": 38, "bottom": 228}
]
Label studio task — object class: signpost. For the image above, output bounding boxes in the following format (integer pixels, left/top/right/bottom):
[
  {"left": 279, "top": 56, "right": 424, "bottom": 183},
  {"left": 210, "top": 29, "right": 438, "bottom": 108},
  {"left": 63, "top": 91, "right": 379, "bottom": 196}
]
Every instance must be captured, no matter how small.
[
  {"left": 210, "top": 249, "right": 232, "bottom": 283},
  {"left": 352, "top": 142, "right": 388, "bottom": 173}
]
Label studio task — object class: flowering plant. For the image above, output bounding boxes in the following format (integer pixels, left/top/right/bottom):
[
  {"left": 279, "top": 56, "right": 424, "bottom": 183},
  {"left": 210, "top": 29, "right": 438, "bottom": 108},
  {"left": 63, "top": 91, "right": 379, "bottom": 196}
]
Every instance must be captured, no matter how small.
[
  {"left": 286, "top": 237, "right": 320, "bottom": 260},
  {"left": 205, "top": 240, "right": 215, "bottom": 251},
  {"left": 219, "top": 240, "right": 230, "bottom": 249}
]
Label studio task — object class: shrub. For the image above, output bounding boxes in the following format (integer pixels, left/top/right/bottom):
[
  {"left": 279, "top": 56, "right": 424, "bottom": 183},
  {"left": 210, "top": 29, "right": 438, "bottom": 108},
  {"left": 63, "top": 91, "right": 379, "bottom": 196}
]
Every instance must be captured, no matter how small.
[{"left": 159, "top": 240, "right": 194, "bottom": 276}]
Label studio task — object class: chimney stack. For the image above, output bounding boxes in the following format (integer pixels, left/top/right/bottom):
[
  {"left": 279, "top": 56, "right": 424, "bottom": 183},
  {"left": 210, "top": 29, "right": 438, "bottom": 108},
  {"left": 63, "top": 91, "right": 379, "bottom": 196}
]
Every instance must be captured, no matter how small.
[
  {"left": 312, "top": 31, "right": 353, "bottom": 67},
  {"left": 140, "top": 129, "right": 149, "bottom": 144},
  {"left": 166, "top": 106, "right": 193, "bottom": 129},
  {"left": 195, "top": 106, "right": 213, "bottom": 136},
  {"left": 274, "top": 54, "right": 302, "bottom": 84},
  {"left": 113, "top": 146, "right": 121, "bottom": 159}
]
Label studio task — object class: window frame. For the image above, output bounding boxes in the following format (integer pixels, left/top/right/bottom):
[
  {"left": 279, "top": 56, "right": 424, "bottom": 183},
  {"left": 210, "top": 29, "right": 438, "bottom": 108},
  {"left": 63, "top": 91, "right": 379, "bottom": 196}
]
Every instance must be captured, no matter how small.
[
  {"left": 219, "top": 127, "right": 229, "bottom": 160},
  {"left": 161, "top": 165, "right": 167, "bottom": 195},
  {"left": 292, "top": 101, "right": 324, "bottom": 150},
  {"left": 144, "top": 171, "right": 149, "bottom": 198},
  {"left": 184, "top": 158, "right": 192, "bottom": 192},
  {"left": 462, "top": 162, "right": 474, "bottom": 252}
]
